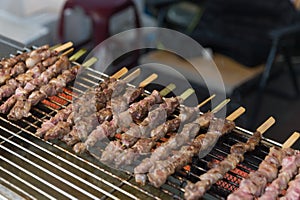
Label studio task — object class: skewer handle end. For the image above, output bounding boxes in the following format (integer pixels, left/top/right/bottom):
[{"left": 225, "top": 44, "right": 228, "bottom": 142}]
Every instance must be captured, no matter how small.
[
  {"left": 69, "top": 49, "right": 87, "bottom": 61},
  {"left": 211, "top": 98, "right": 230, "bottom": 114},
  {"left": 111, "top": 67, "right": 128, "bottom": 79},
  {"left": 82, "top": 57, "right": 98, "bottom": 68},
  {"left": 122, "top": 68, "right": 141, "bottom": 82},
  {"left": 256, "top": 116, "right": 275, "bottom": 134},
  {"left": 159, "top": 83, "right": 176, "bottom": 96},
  {"left": 197, "top": 94, "right": 216, "bottom": 108},
  {"left": 61, "top": 48, "right": 74, "bottom": 57},
  {"left": 282, "top": 132, "right": 300, "bottom": 149},
  {"left": 53, "top": 41, "right": 73, "bottom": 52},
  {"left": 180, "top": 88, "right": 195, "bottom": 101},
  {"left": 139, "top": 73, "right": 158, "bottom": 88},
  {"left": 226, "top": 107, "right": 246, "bottom": 121}
]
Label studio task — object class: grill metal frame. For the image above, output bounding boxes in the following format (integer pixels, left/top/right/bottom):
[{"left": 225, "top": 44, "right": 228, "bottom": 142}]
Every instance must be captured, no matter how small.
[{"left": 0, "top": 46, "right": 296, "bottom": 200}]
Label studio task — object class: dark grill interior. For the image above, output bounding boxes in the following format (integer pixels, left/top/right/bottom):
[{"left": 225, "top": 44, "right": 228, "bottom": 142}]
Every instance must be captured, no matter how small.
[{"left": 0, "top": 45, "right": 297, "bottom": 200}]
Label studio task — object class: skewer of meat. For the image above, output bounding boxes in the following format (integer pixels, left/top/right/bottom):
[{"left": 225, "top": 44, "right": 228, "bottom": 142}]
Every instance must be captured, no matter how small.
[
  {"left": 146, "top": 107, "right": 242, "bottom": 188},
  {"left": 120, "top": 90, "right": 189, "bottom": 147},
  {"left": 81, "top": 88, "right": 162, "bottom": 151},
  {"left": 0, "top": 42, "right": 73, "bottom": 100},
  {"left": 257, "top": 132, "right": 300, "bottom": 200},
  {"left": 42, "top": 68, "right": 141, "bottom": 142},
  {"left": 0, "top": 49, "right": 30, "bottom": 69},
  {"left": 36, "top": 78, "right": 116, "bottom": 138},
  {"left": 35, "top": 67, "right": 129, "bottom": 138},
  {"left": 259, "top": 152, "right": 300, "bottom": 200},
  {"left": 46, "top": 70, "right": 143, "bottom": 144},
  {"left": 44, "top": 69, "right": 140, "bottom": 143},
  {"left": 100, "top": 88, "right": 188, "bottom": 166},
  {"left": 0, "top": 59, "right": 48, "bottom": 101},
  {"left": 2, "top": 46, "right": 78, "bottom": 118},
  {"left": 184, "top": 117, "right": 276, "bottom": 200},
  {"left": 0, "top": 44, "right": 48, "bottom": 69},
  {"left": 73, "top": 74, "right": 162, "bottom": 153},
  {"left": 68, "top": 86, "right": 145, "bottom": 148},
  {"left": 111, "top": 95, "right": 215, "bottom": 169},
  {"left": 0, "top": 45, "right": 58, "bottom": 85},
  {"left": 133, "top": 99, "right": 230, "bottom": 185},
  {"left": 72, "top": 79, "right": 128, "bottom": 125},
  {"left": 9, "top": 63, "right": 80, "bottom": 120},
  {"left": 227, "top": 133, "right": 298, "bottom": 200},
  {"left": 0, "top": 56, "right": 70, "bottom": 113},
  {"left": 279, "top": 168, "right": 300, "bottom": 200},
  {"left": 2, "top": 55, "right": 71, "bottom": 117}
]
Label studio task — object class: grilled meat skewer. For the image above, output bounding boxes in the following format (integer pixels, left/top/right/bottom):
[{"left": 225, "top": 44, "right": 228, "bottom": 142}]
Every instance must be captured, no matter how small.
[
  {"left": 36, "top": 78, "right": 117, "bottom": 138},
  {"left": 0, "top": 54, "right": 59, "bottom": 101},
  {"left": 72, "top": 79, "right": 127, "bottom": 124},
  {"left": 185, "top": 117, "right": 276, "bottom": 199},
  {"left": 227, "top": 147, "right": 296, "bottom": 200},
  {"left": 0, "top": 51, "right": 28, "bottom": 69},
  {"left": 58, "top": 85, "right": 142, "bottom": 147},
  {"left": 259, "top": 153, "right": 300, "bottom": 200},
  {"left": 147, "top": 118, "right": 235, "bottom": 188},
  {"left": 134, "top": 112, "right": 215, "bottom": 185},
  {"left": 0, "top": 44, "right": 48, "bottom": 69},
  {"left": 4, "top": 56, "right": 70, "bottom": 119},
  {"left": 0, "top": 45, "right": 56, "bottom": 85},
  {"left": 111, "top": 106, "right": 199, "bottom": 169},
  {"left": 8, "top": 63, "right": 79, "bottom": 120},
  {"left": 185, "top": 130, "right": 261, "bottom": 200},
  {"left": 76, "top": 90, "right": 163, "bottom": 153},
  {"left": 121, "top": 96, "right": 182, "bottom": 147},
  {"left": 61, "top": 108, "right": 113, "bottom": 146},
  {"left": 36, "top": 103, "right": 73, "bottom": 138},
  {"left": 279, "top": 168, "right": 300, "bottom": 200},
  {"left": 0, "top": 61, "right": 44, "bottom": 101},
  {"left": 101, "top": 96, "right": 183, "bottom": 166}
]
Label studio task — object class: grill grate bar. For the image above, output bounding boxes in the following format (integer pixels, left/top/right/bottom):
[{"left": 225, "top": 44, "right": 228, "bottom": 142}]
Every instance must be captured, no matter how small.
[
  {"left": 0, "top": 157, "right": 63, "bottom": 200},
  {"left": 0, "top": 124, "right": 157, "bottom": 199},
  {"left": 85, "top": 67, "right": 110, "bottom": 79},
  {"left": 0, "top": 137, "right": 118, "bottom": 200},
  {"left": 0, "top": 176, "right": 37, "bottom": 200},
  {"left": 79, "top": 76, "right": 102, "bottom": 86}
]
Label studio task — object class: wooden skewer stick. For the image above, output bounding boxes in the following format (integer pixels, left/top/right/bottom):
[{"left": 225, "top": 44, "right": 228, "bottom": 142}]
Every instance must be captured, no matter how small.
[
  {"left": 256, "top": 116, "right": 276, "bottom": 134},
  {"left": 61, "top": 48, "right": 74, "bottom": 57},
  {"left": 197, "top": 105, "right": 243, "bottom": 159},
  {"left": 53, "top": 41, "right": 73, "bottom": 52},
  {"left": 211, "top": 98, "right": 231, "bottom": 114},
  {"left": 197, "top": 94, "right": 216, "bottom": 108},
  {"left": 180, "top": 88, "right": 195, "bottom": 101},
  {"left": 139, "top": 73, "right": 158, "bottom": 88},
  {"left": 111, "top": 67, "right": 129, "bottom": 79},
  {"left": 122, "top": 68, "right": 141, "bottom": 82},
  {"left": 69, "top": 49, "right": 87, "bottom": 62},
  {"left": 159, "top": 83, "right": 176, "bottom": 97},
  {"left": 82, "top": 57, "right": 98, "bottom": 68},
  {"left": 159, "top": 84, "right": 176, "bottom": 97},
  {"left": 282, "top": 132, "right": 300, "bottom": 149},
  {"left": 49, "top": 43, "right": 61, "bottom": 50},
  {"left": 226, "top": 107, "right": 246, "bottom": 121}
]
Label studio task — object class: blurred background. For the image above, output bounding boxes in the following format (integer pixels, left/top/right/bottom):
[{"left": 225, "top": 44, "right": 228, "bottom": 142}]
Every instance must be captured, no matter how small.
[{"left": 0, "top": 0, "right": 299, "bottom": 146}]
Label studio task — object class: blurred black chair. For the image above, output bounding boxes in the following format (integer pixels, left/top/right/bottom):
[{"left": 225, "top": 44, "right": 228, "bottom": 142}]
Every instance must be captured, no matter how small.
[{"left": 140, "top": 0, "right": 300, "bottom": 127}]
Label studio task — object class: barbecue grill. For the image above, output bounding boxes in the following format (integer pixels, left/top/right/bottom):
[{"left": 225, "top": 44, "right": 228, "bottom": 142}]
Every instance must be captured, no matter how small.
[{"left": 0, "top": 39, "right": 298, "bottom": 200}]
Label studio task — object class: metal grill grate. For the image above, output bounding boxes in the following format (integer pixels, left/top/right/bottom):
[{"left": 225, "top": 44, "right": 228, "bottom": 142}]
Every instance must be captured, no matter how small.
[{"left": 0, "top": 52, "right": 293, "bottom": 200}]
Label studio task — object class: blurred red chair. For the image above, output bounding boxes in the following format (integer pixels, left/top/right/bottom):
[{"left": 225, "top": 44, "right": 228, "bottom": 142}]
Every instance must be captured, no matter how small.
[{"left": 58, "top": 0, "right": 140, "bottom": 47}]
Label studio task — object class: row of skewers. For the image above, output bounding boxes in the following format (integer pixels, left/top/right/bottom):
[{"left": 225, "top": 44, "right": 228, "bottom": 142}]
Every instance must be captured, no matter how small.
[
  {"left": 1, "top": 43, "right": 299, "bottom": 200},
  {"left": 0, "top": 42, "right": 78, "bottom": 120}
]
